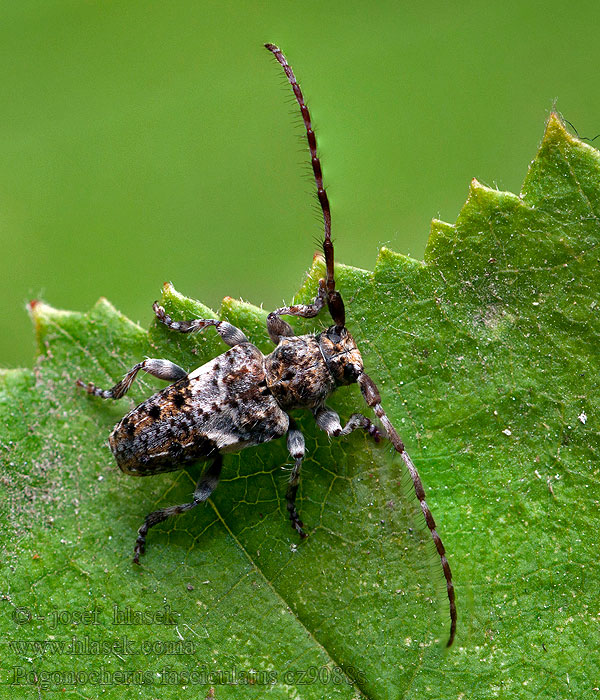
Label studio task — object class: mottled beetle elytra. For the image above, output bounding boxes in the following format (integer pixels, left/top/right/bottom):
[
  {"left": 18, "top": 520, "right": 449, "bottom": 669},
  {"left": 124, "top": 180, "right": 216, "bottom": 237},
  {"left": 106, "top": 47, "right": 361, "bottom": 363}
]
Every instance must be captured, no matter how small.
[{"left": 77, "top": 44, "right": 457, "bottom": 647}]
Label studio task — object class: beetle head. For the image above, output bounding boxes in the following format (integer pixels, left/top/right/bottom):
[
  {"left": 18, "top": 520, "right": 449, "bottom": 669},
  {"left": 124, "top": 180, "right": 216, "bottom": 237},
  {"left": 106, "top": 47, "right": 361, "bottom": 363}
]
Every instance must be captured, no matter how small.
[{"left": 319, "top": 325, "right": 364, "bottom": 385}]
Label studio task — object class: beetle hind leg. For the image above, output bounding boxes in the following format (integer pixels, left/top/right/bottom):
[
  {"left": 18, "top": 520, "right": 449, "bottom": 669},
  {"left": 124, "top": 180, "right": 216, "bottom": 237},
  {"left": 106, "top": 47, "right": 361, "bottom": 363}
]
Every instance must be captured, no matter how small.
[
  {"left": 76, "top": 358, "right": 187, "bottom": 400},
  {"left": 133, "top": 454, "right": 223, "bottom": 564}
]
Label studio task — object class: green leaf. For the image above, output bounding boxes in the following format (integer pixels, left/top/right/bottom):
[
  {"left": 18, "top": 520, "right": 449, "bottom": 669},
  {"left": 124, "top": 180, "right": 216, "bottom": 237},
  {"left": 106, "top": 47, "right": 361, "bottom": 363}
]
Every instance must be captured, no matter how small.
[{"left": 1, "top": 114, "right": 598, "bottom": 698}]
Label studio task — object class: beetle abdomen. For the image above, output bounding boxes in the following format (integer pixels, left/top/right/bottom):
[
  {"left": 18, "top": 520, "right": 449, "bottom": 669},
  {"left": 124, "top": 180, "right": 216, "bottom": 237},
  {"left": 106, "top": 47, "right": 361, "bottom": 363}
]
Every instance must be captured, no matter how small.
[{"left": 109, "top": 343, "right": 289, "bottom": 475}]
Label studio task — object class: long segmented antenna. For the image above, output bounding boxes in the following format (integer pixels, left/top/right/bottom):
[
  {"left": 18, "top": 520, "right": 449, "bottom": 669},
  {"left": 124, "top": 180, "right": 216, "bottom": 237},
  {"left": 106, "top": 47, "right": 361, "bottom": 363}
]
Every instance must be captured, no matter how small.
[
  {"left": 358, "top": 372, "right": 457, "bottom": 646},
  {"left": 265, "top": 43, "right": 456, "bottom": 646},
  {"left": 264, "top": 43, "right": 345, "bottom": 328}
]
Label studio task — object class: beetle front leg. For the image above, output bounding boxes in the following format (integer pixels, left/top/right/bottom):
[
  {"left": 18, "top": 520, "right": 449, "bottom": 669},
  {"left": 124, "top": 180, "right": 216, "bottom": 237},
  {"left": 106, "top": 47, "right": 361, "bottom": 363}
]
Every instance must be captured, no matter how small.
[
  {"left": 267, "top": 278, "right": 327, "bottom": 343},
  {"left": 314, "top": 406, "right": 383, "bottom": 442},
  {"left": 76, "top": 358, "right": 187, "bottom": 400},
  {"left": 153, "top": 303, "right": 248, "bottom": 347},
  {"left": 286, "top": 420, "right": 307, "bottom": 538},
  {"left": 133, "top": 453, "right": 223, "bottom": 564}
]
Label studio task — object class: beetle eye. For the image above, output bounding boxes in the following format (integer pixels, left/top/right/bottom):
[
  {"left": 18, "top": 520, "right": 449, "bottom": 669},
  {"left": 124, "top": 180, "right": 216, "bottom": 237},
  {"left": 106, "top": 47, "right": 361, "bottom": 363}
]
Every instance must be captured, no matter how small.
[{"left": 343, "top": 363, "right": 359, "bottom": 382}]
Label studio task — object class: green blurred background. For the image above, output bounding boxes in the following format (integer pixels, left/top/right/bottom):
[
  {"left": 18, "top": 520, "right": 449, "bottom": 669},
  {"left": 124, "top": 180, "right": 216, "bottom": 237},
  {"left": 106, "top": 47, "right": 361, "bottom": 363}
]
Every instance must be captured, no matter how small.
[{"left": 1, "top": 0, "right": 598, "bottom": 367}]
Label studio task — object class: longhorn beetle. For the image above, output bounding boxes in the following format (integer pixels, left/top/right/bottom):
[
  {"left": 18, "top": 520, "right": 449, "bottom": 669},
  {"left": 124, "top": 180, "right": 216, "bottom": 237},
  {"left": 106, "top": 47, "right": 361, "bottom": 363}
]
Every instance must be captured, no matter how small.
[{"left": 77, "top": 43, "right": 457, "bottom": 646}]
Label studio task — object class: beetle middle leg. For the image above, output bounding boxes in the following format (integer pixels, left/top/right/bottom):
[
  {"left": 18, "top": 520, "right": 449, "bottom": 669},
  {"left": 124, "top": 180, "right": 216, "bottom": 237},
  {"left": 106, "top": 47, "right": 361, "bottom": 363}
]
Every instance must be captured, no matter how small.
[
  {"left": 286, "top": 419, "right": 307, "bottom": 538},
  {"left": 153, "top": 302, "right": 248, "bottom": 347},
  {"left": 133, "top": 453, "right": 223, "bottom": 564},
  {"left": 76, "top": 358, "right": 187, "bottom": 400}
]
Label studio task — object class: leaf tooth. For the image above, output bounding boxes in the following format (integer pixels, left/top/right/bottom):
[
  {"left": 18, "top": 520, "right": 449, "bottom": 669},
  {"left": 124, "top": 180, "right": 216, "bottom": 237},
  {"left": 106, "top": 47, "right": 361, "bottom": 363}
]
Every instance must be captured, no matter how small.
[
  {"left": 92, "top": 297, "right": 119, "bottom": 315},
  {"left": 451, "top": 178, "right": 523, "bottom": 233},
  {"left": 158, "top": 282, "right": 216, "bottom": 320},
  {"left": 27, "top": 300, "right": 82, "bottom": 353},
  {"left": 27, "top": 299, "right": 80, "bottom": 325},
  {"left": 220, "top": 295, "right": 266, "bottom": 320},
  {"left": 374, "top": 246, "right": 423, "bottom": 274},
  {"left": 467, "top": 178, "right": 522, "bottom": 203},
  {"left": 425, "top": 219, "right": 455, "bottom": 262},
  {"left": 543, "top": 111, "right": 577, "bottom": 148}
]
